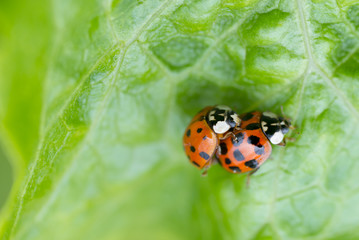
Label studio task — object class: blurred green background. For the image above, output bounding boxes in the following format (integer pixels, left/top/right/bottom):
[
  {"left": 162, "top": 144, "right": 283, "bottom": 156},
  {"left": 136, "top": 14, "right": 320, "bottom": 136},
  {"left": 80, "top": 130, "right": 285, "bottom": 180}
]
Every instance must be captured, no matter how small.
[
  {"left": 0, "top": 0, "right": 51, "bottom": 214},
  {"left": 0, "top": 147, "right": 12, "bottom": 209},
  {"left": 1, "top": 0, "right": 359, "bottom": 239}
]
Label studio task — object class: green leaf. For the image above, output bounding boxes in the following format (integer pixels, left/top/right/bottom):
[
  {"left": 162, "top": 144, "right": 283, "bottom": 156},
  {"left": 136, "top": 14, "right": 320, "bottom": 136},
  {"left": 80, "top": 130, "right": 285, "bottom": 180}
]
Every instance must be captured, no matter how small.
[{"left": 1, "top": 0, "right": 359, "bottom": 239}]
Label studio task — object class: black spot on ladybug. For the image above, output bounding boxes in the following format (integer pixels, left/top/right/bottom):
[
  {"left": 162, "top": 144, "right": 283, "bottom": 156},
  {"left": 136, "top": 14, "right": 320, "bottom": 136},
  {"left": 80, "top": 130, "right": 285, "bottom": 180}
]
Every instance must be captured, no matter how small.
[
  {"left": 225, "top": 158, "right": 231, "bottom": 164},
  {"left": 219, "top": 142, "right": 228, "bottom": 155},
  {"left": 186, "top": 129, "right": 191, "bottom": 137},
  {"left": 213, "top": 109, "right": 226, "bottom": 120},
  {"left": 190, "top": 146, "right": 196, "bottom": 152},
  {"left": 254, "top": 144, "right": 264, "bottom": 155},
  {"left": 261, "top": 114, "right": 281, "bottom": 139},
  {"left": 203, "top": 135, "right": 207, "bottom": 140},
  {"left": 242, "top": 112, "right": 254, "bottom": 121},
  {"left": 215, "top": 116, "right": 225, "bottom": 121},
  {"left": 245, "top": 159, "right": 258, "bottom": 168},
  {"left": 192, "top": 161, "right": 200, "bottom": 167},
  {"left": 197, "top": 128, "right": 203, "bottom": 133},
  {"left": 246, "top": 123, "right": 260, "bottom": 130},
  {"left": 229, "top": 166, "right": 241, "bottom": 172},
  {"left": 199, "top": 152, "right": 210, "bottom": 160},
  {"left": 248, "top": 135, "right": 260, "bottom": 146},
  {"left": 211, "top": 110, "right": 225, "bottom": 122},
  {"left": 233, "top": 149, "right": 244, "bottom": 161},
  {"left": 232, "top": 132, "right": 244, "bottom": 146}
]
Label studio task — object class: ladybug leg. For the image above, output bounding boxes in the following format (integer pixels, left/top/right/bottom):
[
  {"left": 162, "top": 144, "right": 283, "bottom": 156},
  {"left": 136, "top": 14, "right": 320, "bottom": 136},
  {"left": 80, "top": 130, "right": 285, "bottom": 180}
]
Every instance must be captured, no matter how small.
[
  {"left": 235, "top": 126, "right": 243, "bottom": 131},
  {"left": 201, "top": 168, "right": 208, "bottom": 177},
  {"left": 220, "top": 131, "right": 236, "bottom": 140},
  {"left": 246, "top": 167, "right": 260, "bottom": 188},
  {"left": 286, "top": 137, "right": 296, "bottom": 142},
  {"left": 278, "top": 136, "right": 288, "bottom": 147},
  {"left": 201, "top": 157, "right": 216, "bottom": 176},
  {"left": 278, "top": 137, "right": 295, "bottom": 147},
  {"left": 211, "top": 155, "right": 219, "bottom": 165},
  {"left": 201, "top": 162, "right": 210, "bottom": 176}
]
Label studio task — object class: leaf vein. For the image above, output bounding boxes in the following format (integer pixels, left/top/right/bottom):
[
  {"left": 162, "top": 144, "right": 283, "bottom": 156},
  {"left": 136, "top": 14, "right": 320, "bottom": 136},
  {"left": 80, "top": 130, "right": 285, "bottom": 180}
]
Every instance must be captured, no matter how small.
[
  {"left": 296, "top": 0, "right": 359, "bottom": 122},
  {"left": 9, "top": 0, "right": 174, "bottom": 235}
]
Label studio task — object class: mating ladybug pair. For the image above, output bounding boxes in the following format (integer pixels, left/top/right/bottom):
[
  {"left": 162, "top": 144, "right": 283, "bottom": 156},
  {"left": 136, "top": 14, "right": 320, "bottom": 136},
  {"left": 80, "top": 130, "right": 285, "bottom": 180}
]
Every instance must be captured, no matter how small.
[{"left": 183, "top": 105, "right": 292, "bottom": 175}]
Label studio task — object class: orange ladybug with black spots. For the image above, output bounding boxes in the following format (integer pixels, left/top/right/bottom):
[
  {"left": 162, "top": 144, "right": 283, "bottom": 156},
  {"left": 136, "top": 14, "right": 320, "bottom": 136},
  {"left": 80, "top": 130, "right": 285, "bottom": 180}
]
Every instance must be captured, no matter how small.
[
  {"left": 216, "top": 111, "right": 292, "bottom": 174},
  {"left": 183, "top": 105, "right": 241, "bottom": 170}
]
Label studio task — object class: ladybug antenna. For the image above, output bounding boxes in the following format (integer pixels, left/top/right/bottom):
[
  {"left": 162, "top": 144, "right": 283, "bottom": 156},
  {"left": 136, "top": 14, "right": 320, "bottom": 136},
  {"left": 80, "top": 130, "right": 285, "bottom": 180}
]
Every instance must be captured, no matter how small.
[
  {"left": 289, "top": 125, "right": 296, "bottom": 130},
  {"left": 281, "top": 105, "right": 285, "bottom": 116}
]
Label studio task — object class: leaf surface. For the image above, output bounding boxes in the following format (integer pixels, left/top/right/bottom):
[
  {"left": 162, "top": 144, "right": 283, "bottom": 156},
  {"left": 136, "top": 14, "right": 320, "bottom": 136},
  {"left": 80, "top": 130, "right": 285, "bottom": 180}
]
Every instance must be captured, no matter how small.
[{"left": 1, "top": 0, "right": 359, "bottom": 239}]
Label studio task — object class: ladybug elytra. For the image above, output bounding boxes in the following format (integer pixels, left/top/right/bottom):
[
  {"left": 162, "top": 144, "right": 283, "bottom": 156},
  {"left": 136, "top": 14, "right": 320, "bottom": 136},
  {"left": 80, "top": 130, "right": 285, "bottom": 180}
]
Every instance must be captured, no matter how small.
[
  {"left": 216, "top": 111, "right": 292, "bottom": 174},
  {"left": 183, "top": 105, "right": 241, "bottom": 170}
]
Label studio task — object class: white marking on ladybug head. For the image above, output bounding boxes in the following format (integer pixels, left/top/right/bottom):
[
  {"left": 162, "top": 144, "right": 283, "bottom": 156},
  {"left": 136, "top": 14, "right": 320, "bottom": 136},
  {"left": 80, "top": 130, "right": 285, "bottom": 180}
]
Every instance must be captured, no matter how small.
[
  {"left": 231, "top": 113, "right": 241, "bottom": 127},
  {"left": 213, "top": 121, "right": 230, "bottom": 134},
  {"left": 262, "top": 125, "right": 268, "bottom": 132},
  {"left": 269, "top": 131, "right": 284, "bottom": 144},
  {"left": 261, "top": 111, "right": 291, "bottom": 144}
]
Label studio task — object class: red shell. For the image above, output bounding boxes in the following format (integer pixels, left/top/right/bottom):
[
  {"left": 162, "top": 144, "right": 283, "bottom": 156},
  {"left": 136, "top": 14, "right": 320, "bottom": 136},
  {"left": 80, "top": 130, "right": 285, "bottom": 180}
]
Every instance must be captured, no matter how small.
[
  {"left": 216, "top": 111, "right": 272, "bottom": 173},
  {"left": 183, "top": 107, "right": 218, "bottom": 169}
]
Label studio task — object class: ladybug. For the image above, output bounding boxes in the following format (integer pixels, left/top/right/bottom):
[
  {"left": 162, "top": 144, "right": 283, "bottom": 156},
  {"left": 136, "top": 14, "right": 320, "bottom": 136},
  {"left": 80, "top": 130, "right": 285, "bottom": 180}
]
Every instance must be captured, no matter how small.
[
  {"left": 183, "top": 105, "right": 241, "bottom": 170},
  {"left": 216, "top": 111, "right": 292, "bottom": 174}
]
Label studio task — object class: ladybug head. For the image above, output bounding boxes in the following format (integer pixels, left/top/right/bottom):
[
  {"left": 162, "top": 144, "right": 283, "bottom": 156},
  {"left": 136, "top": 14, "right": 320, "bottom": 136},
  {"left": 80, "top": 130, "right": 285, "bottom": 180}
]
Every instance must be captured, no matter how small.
[
  {"left": 261, "top": 112, "right": 292, "bottom": 145},
  {"left": 278, "top": 117, "right": 291, "bottom": 135},
  {"left": 207, "top": 105, "right": 241, "bottom": 134}
]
